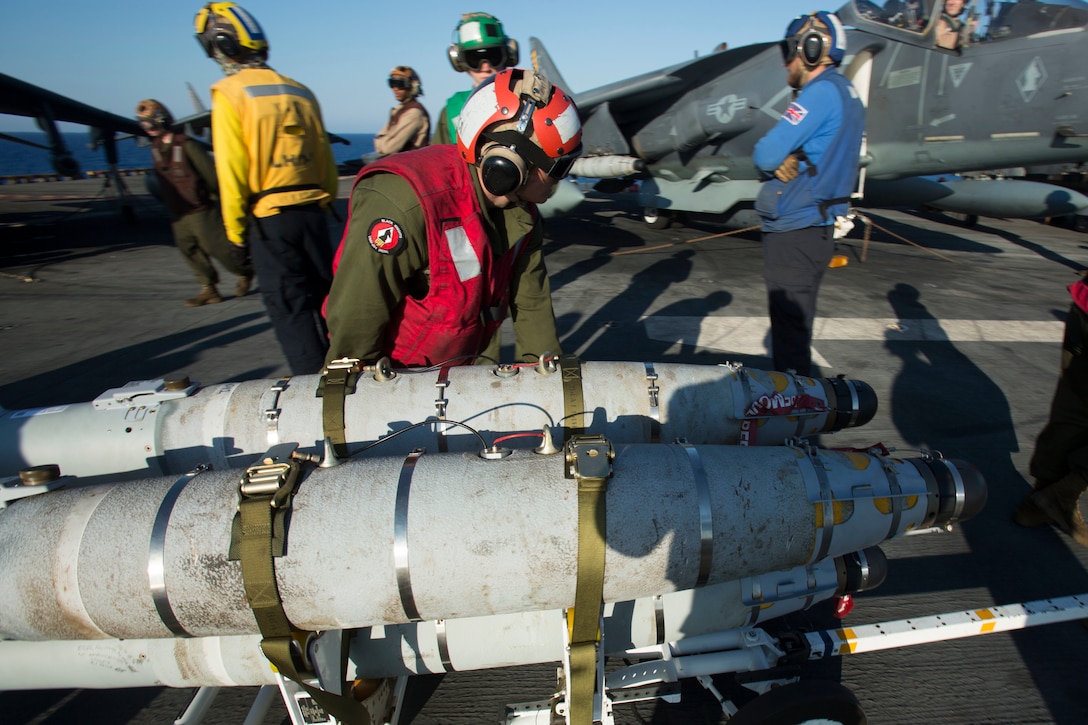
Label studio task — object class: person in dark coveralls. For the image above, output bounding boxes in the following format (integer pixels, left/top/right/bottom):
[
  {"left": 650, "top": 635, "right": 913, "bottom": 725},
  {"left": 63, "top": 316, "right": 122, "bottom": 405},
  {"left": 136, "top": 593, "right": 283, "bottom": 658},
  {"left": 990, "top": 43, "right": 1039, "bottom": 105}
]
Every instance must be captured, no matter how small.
[
  {"left": 431, "top": 12, "right": 518, "bottom": 145},
  {"left": 754, "top": 10, "right": 865, "bottom": 376},
  {"left": 136, "top": 99, "right": 253, "bottom": 307},
  {"left": 323, "top": 68, "right": 581, "bottom": 368},
  {"left": 373, "top": 66, "right": 430, "bottom": 157},
  {"left": 1014, "top": 276, "right": 1088, "bottom": 546},
  {"left": 195, "top": 2, "right": 339, "bottom": 374}
]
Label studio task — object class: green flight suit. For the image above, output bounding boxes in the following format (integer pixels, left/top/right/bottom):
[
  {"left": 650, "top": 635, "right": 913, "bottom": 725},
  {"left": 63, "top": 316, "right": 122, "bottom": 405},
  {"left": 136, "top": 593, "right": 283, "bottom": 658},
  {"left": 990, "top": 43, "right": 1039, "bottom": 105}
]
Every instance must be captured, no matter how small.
[{"left": 324, "top": 165, "right": 562, "bottom": 366}]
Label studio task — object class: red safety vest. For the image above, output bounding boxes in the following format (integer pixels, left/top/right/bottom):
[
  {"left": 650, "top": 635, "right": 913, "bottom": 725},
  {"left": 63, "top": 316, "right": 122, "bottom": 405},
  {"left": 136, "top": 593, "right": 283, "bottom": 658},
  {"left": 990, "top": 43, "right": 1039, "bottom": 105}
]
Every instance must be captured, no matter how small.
[
  {"left": 1071, "top": 278, "right": 1088, "bottom": 316},
  {"left": 330, "top": 145, "right": 530, "bottom": 367}
]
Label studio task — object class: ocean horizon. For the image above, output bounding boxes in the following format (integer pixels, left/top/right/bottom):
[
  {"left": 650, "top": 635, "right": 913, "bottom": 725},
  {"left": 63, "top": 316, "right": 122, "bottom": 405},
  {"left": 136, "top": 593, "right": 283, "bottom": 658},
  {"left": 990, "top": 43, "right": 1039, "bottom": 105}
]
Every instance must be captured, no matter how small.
[{"left": 0, "top": 131, "right": 376, "bottom": 178}]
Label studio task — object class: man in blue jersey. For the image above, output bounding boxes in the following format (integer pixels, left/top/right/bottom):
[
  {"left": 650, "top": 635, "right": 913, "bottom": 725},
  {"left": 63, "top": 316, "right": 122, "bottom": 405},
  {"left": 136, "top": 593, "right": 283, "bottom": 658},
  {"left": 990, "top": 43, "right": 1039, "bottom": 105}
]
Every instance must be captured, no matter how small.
[{"left": 754, "top": 11, "right": 865, "bottom": 376}]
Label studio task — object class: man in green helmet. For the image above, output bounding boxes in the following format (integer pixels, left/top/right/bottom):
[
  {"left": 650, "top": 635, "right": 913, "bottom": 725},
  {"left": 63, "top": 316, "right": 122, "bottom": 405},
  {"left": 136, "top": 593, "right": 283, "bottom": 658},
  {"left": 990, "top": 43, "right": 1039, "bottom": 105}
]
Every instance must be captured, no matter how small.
[{"left": 431, "top": 12, "right": 518, "bottom": 145}]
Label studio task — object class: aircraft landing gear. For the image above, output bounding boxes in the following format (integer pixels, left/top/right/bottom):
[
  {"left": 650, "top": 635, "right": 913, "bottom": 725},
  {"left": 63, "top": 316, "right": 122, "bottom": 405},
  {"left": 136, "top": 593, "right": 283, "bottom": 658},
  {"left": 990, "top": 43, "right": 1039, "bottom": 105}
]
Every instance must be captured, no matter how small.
[
  {"left": 642, "top": 206, "right": 673, "bottom": 229},
  {"left": 729, "top": 680, "right": 867, "bottom": 725}
]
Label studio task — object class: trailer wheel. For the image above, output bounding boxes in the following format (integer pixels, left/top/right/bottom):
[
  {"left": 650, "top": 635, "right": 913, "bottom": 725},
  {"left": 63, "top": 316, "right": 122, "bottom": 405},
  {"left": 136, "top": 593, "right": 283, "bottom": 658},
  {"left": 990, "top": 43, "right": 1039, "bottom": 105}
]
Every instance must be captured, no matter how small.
[
  {"left": 729, "top": 680, "right": 867, "bottom": 725},
  {"left": 642, "top": 207, "right": 672, "bottom": 229}
]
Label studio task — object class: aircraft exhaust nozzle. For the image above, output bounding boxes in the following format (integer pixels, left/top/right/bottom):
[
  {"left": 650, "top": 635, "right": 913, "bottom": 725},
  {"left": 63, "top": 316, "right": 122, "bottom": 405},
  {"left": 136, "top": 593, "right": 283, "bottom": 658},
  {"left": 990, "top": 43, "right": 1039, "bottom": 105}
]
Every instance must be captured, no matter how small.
[
  {"left": 570, "top": 155, "right": 646, "bottom": 179},
  {"left": 0, "top": 547, "right": 885, "bottom": 689},
  {"left": 0, "top": 363, "right": 878, "bottom": 484},
  {"left": 0, "top": 443, "right": 984, "bottom": 642}
]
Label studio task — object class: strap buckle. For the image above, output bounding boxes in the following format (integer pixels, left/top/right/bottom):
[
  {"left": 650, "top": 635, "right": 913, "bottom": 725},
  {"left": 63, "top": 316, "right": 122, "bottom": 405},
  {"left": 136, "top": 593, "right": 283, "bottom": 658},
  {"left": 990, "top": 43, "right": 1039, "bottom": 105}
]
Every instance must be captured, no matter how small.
[
  {"left": 564, "top": 434, "right": 614, "bottom": 480},
  {"left": 239, "top": 443, "right": 300, "bottom": 509},
  {"left": 323, "top": 357, "right": 362, "bottom": 374}
]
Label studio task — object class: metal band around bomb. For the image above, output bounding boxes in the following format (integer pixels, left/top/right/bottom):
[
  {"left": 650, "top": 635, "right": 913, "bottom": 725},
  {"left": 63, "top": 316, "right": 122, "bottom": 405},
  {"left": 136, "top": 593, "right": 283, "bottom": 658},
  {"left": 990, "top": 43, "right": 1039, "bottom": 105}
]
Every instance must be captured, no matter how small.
[
  {"left": 788, "top": 373, "right": 810, "bottom": 440},
  {"left": 644, "top": 362, "right": 661, "bottom": 443},
  {"left": 148, "top": 464, "right": 210, "bottom": 637},
  {"left": 744, "top": 575, "right": 763, "bottom": 625},
  {"left": 799, "top": 448, "right": 836, "bottom": 563},
  {"left": 434, "top": 368, "right": 450, "bottom": 454},
  {"left": 679, "top": 442, "right": 714, "bottom": 588},
  {"left": 653, "top": 594, "right": 666, "bottom": 644},
  {"left": 261, "top": 377, "right": 291, "bottom": 447},
  {"left": 843, "top": 379, "right": 861, "bottom": 428},
  {"left": 394, "top": 448, "right": 426, "bottom": 622},
  {"left": 435, "top": 618, "right": 454, "bottom": 671},
  {"left": 935, "top": 456, "right": 968, "bottom": 521},
  {"left": 881, "top": 459, "right": 905, "bottom": 541}
]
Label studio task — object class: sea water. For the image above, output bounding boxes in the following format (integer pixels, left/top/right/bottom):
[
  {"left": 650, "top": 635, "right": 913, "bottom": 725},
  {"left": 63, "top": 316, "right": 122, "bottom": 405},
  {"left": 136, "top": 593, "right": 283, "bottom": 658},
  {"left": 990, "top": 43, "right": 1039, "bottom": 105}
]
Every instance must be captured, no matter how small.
[{"left": 0, "top": 131, "right": 376, "bottom": 177}]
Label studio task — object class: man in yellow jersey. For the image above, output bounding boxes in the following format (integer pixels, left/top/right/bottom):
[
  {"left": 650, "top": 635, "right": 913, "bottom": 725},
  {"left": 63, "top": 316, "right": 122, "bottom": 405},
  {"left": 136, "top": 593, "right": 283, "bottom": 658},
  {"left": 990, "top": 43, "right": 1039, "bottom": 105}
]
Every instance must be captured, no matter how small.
[
  {"left": 431, "top": 12, "right": 518, "bottom": 145},
  {"left": 195, "top": 2, "right": 339, "bottom": 374}
]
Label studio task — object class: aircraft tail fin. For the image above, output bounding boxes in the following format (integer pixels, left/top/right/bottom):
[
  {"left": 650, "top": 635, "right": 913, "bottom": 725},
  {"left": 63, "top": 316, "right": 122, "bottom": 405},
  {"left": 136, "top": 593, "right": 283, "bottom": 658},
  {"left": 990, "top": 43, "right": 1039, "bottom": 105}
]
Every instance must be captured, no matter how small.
[
  {"left": 529, "top": 37, "right": 574, "bottom": 95},
  {"left": 186, "top": 83, "right": 207, "bottom": 115}
]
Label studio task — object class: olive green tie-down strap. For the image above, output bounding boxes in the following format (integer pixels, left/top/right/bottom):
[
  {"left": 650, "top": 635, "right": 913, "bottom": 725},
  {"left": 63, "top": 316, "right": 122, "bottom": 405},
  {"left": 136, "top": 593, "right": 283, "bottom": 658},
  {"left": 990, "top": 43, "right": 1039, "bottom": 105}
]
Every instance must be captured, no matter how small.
[
  {"left": 318, "top": 358, "right": 361, "bottom": 459},
  {"left": 564, "top": 435, "right": 613, "bottom": 725},
  {"left": 234, "top": 445, "right": 371, "bottom": 725},
  {"left": 559, "top": 354, "right": 587, "bottom": 441}
]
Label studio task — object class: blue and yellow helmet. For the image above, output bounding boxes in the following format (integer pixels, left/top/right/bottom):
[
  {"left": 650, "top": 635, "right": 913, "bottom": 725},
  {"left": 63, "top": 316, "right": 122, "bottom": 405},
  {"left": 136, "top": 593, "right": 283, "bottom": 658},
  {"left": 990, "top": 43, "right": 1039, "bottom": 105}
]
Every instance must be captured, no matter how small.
[{"left": 194, "top": 2, "right": 268, "bottom": 60}]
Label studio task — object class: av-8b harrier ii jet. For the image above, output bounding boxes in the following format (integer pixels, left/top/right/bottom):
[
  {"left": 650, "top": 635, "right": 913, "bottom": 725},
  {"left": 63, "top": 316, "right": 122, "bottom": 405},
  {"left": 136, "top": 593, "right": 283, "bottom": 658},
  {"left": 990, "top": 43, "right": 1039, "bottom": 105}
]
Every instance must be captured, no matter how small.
[{"left": 539, "top": 0, "right": 1088, "bottom": 228}]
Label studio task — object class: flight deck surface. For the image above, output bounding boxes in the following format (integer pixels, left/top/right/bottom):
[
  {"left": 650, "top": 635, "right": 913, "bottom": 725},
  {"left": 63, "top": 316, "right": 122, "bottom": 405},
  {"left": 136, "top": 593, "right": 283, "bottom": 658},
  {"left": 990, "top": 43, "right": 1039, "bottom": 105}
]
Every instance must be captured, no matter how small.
[{"left": 1, "top": 178, "right": 1086, "bottom": 724}]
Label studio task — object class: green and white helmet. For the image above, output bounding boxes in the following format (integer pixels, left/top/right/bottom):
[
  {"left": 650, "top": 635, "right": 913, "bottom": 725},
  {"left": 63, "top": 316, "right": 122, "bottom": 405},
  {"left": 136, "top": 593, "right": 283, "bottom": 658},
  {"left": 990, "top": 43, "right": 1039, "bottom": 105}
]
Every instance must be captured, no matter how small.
[{"left": 447, "top": 12, "right": 519, "bottom": 73}]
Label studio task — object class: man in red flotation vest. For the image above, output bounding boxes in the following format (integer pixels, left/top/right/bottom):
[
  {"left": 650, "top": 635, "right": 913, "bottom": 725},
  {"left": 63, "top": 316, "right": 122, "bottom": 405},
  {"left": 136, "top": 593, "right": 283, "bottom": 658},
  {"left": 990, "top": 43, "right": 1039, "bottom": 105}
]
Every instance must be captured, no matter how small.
[{"left": 324, "top": 67, "right": 582, "bottom": 368}]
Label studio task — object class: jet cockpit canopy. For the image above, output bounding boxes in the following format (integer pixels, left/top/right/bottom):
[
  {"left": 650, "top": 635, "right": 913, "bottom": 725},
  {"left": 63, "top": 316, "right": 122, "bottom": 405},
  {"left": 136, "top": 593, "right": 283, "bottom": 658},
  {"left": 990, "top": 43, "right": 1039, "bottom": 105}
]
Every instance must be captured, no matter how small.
[{"left": 841, "top": 0, "right": 1088, "bottom": 47}]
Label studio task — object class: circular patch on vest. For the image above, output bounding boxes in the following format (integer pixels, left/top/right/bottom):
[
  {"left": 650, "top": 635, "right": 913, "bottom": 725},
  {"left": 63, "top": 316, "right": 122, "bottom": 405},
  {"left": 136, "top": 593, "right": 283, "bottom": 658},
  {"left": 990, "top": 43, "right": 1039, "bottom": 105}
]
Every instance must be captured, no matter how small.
[{"left": 367, "top": 218, "right": 405, "bottom": 255}]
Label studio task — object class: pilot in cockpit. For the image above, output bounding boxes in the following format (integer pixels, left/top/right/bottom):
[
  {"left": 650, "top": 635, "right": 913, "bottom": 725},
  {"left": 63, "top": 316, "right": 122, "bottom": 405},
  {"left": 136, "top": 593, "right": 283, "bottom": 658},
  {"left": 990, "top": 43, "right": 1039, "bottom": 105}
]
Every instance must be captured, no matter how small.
[{"left": 936, "top": 0, "right": 973, "bottom": 48}]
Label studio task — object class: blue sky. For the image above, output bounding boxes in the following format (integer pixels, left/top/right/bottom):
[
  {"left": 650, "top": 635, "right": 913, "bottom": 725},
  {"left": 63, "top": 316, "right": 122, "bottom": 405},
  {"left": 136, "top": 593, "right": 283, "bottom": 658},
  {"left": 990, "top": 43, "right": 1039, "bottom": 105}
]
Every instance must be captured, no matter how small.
[{"left": 0, "top": 1, "right": 830, "bottom": 134}]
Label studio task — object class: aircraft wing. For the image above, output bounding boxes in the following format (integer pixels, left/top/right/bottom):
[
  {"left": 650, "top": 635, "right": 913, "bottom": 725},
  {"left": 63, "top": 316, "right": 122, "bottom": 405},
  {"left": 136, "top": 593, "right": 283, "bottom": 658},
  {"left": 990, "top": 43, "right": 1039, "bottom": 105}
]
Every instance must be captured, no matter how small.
[
  {"left": 530, "top": 37, "right": 774, "bottom": 118},
  {"left": 0, "top": 72, "right": 144, "bottom": 136},
  {"left": 531, "top": 37, "right": 774, "bottom": 159}
]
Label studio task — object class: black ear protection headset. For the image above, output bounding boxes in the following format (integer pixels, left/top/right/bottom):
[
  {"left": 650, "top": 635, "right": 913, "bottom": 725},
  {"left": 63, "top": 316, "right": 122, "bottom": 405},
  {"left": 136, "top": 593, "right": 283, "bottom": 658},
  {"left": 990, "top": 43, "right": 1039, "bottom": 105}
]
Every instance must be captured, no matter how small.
[
  {"left": 782, "top": 16, "right": 832, "bottom": 69},
  {"left": 479, "top": 140, "right": 528, "bottom": 196},
  {"left": 197, "top": 17, "right": 241, "bottom": 58},
  {"left": 215, "top": 27, "right": 240, "bottom": 58},
  {"left": 799, "top": 24, "right": 831, "bottom": 67},
  {"left": 211, "top": 25, "right": 240, "bottom": 58},
  {"left": 477, "top": 77, "right": 547, "bottom": 197}
]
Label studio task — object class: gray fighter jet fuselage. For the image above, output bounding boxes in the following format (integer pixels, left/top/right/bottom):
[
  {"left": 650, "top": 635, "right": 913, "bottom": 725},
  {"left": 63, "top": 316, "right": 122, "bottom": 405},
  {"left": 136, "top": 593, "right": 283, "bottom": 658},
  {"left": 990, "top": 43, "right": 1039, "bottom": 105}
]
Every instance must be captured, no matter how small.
[{"left": 538, "top": 0, "right": 1088, "bottom": 225}]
